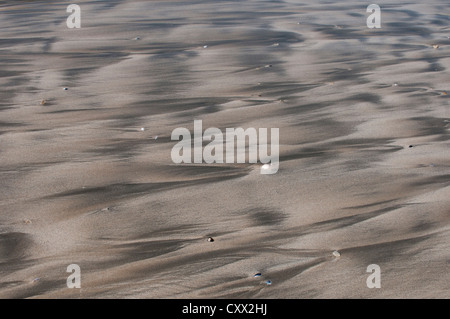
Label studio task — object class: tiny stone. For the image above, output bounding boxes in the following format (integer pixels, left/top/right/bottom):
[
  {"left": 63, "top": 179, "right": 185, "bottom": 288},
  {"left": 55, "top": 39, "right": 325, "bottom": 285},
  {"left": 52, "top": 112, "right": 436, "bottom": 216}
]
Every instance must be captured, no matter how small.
[
  {"left": 203, "top": 45, "right": 208, "bottom": 49},
  {"left": 40, "top": 99, "right": 47, "bottom": 105},
  {"left": 409, "top": 145, "right": 413, "bottom": 148},
  {"left": 24, "top": 219, "right": 32, "bottom": 224},
  {"left": 63, "top": 87, "right": 68, "bottom": 91},
  {"left": 265, "top": 280, "right": 272, "bottom": 285},
  {"left": 207, "top": 237, "right": 214, "bottom": 242},
  {"left": 134, "top": 37, "right": 140, "bottom": 40},
  {"left": 332, "top": 250, "right": 341, "bottom": 258},
  {"left": 433, "top": 44, "right": 440, "bottom": 49},
  {"left": 264, "top": 64, "right": 272, "bottom": 68},
  {"left": 140, "top": 127, "right": 145, "bottom": 131}
]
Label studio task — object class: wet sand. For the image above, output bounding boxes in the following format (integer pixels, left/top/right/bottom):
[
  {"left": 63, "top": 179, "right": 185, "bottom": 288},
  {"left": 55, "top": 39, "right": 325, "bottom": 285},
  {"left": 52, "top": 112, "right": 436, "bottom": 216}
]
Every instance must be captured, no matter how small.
[{"left": 0, "top": 0, "right": 449, "bottom": 298}]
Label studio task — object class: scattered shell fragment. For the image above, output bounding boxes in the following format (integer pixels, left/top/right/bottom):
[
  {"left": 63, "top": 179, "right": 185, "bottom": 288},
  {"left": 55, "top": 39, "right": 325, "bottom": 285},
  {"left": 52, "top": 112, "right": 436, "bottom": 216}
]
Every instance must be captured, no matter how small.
[
  {"left": 393, "top": 83, "right": 398, "bottom": 87},
  {"left": 264, "top": 64, "right": 273, "bottom": 68},
  {"left": 432, "top": 44, "right": 440, "bottom": 49},
  {"left": 154, "top": 135, "right": 158, "bottom": 140},
  {"left": 207, "top": 237, "right": 214, "bottom": 242},
  {"left": 40, "top": 99, "right": 47, "bottom": 105},
  {"left": 23, "top": 219, "right": 32, "bottom": 225},
  {"left": 203, "top": 45, "right": 208, "bottom": 49},
  {"left": 271, "top": 43, "right": 279, "bottom": 47},
  {"left": 332, "top": 250, "right": 341, "bottom": 258},
  {"left": 140, "top": 127, "right": 145, "bottom": 131},
  {"left": 134, "top": 37, "right": 140, "bottom": 40}
]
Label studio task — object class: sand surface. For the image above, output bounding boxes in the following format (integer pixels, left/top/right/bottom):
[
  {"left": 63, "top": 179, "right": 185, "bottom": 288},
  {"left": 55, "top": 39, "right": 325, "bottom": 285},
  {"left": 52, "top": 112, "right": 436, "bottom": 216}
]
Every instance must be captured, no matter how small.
[{"left": 0, "top": 0, "right": 449, "bottom": 298}]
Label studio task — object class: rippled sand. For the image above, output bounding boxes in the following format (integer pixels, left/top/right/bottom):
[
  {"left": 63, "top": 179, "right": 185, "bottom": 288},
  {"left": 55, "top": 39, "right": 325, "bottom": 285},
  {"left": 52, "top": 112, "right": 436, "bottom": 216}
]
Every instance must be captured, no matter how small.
[{"left": 0, "top": 0, "right": 449, "bottom": 298}]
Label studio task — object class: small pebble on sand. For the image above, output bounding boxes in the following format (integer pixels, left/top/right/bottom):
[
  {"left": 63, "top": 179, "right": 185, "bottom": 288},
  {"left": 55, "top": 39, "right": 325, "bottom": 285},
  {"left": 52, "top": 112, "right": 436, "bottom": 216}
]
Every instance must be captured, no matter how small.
[
  {"left": 63, "top": 87, "right": 68, "bottom": 91},
  {"left": 433, "top": 44, "right": 440, "bottom": 49},
  {"left": 265, "top": 280, "right": 272, "bottom": 285},
  {"left": 332, "top": 250, "right": 341, "bottom": 258},
  {"left": 207, "top": 237, "right": 214, "bottom": 242}
]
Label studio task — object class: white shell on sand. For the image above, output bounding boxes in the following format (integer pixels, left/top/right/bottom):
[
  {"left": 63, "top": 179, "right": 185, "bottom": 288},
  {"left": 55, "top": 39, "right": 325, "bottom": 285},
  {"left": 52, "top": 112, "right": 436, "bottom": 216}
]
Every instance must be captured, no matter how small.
[
  {"left": 332, "top": 250, "right": 341, "bottom": 258},
  {"left": 140, "top": 127, "right": 145, "bottom": 131}
]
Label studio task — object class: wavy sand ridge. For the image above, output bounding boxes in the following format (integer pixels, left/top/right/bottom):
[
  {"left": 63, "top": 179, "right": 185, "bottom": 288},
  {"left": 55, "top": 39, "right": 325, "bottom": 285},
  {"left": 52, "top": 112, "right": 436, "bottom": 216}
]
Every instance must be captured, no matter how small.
[{"left": 0, "top": 0, "right": 448, "bottom": 298}]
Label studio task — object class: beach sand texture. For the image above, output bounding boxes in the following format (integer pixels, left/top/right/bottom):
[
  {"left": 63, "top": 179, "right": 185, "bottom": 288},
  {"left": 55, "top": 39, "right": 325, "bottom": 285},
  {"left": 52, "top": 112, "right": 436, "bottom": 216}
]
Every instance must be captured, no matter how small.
[{"left": 0, "top": 0, "right": 449, "bottom": 298}]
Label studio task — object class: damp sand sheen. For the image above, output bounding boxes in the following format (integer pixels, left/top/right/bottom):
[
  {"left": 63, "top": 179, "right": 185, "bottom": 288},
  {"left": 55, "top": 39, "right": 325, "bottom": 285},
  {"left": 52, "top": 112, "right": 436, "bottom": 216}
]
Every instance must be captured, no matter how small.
[{"left": 0, "top": 0, "right": 448, "bottom": 298}]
